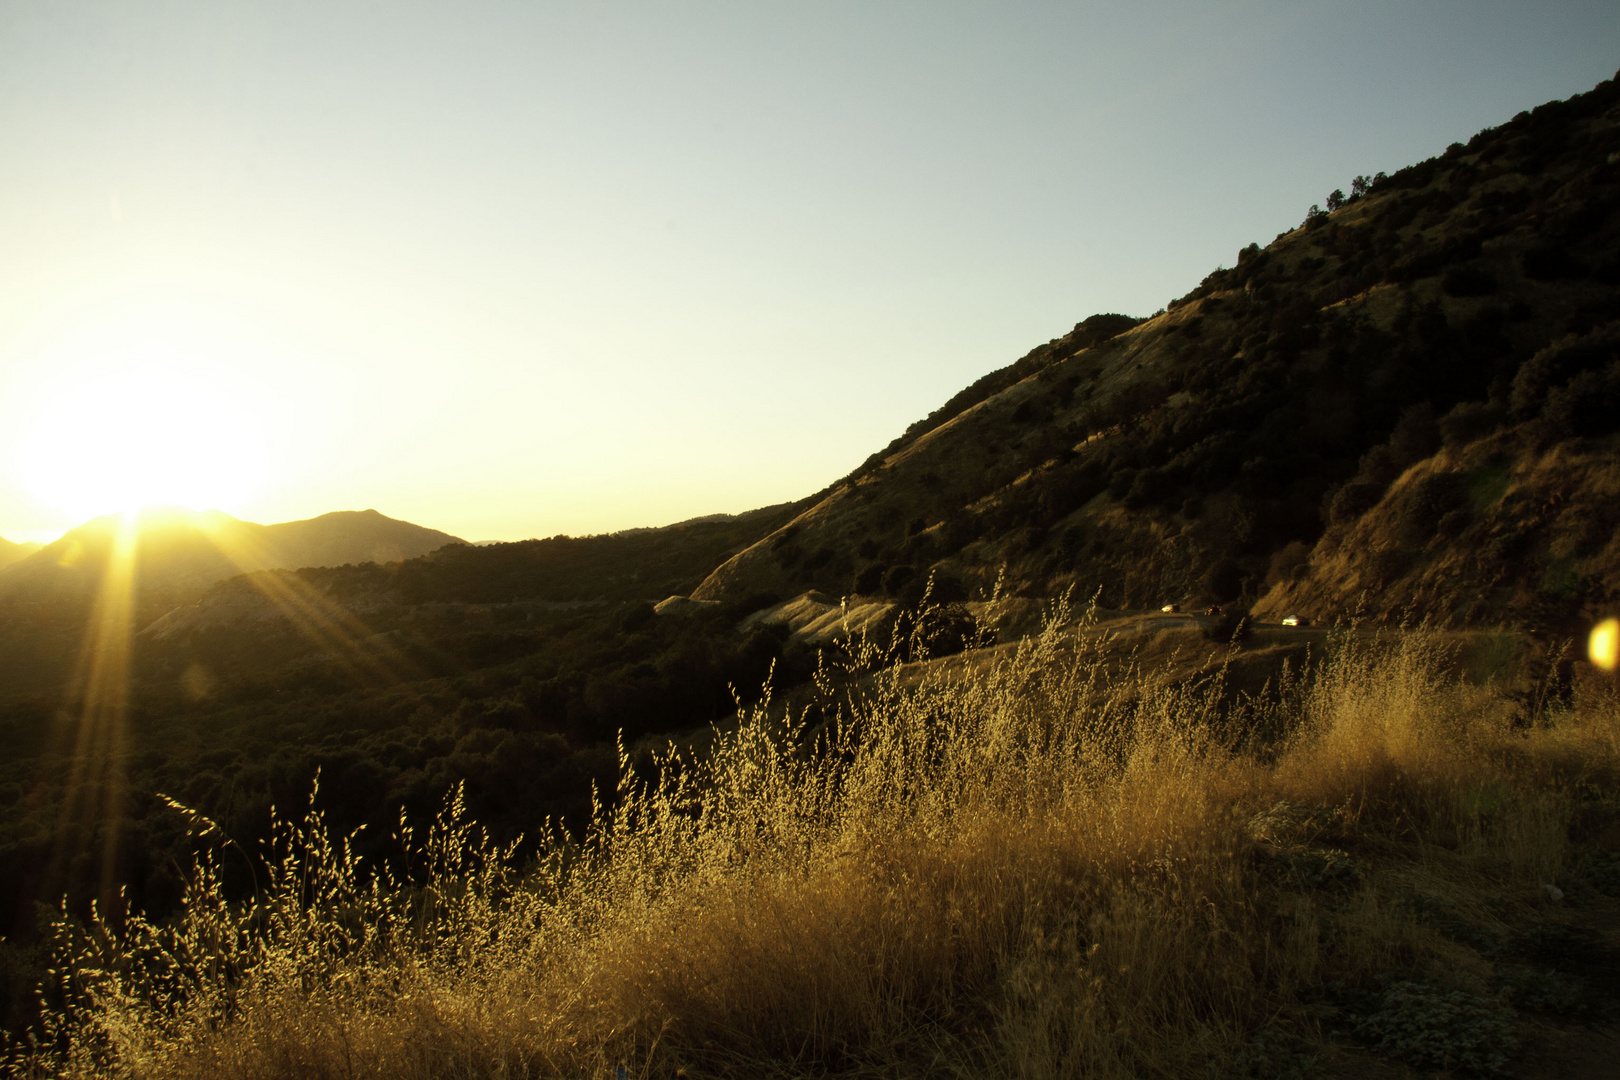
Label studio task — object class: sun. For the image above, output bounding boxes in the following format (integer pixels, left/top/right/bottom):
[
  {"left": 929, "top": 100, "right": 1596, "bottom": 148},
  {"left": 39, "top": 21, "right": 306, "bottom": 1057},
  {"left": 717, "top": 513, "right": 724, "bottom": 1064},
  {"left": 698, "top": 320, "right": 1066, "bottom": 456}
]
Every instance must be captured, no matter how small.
[{"left": 16, "top": 364, "right": 270, "bottom": 522}]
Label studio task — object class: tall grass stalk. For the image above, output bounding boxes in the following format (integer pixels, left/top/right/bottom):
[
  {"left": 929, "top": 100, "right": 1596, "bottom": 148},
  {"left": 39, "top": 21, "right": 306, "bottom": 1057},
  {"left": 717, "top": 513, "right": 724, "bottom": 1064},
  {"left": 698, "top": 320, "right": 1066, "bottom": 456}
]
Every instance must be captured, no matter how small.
[{"left": 9, "top": 607, "right": 1618, "bottom": 1078}]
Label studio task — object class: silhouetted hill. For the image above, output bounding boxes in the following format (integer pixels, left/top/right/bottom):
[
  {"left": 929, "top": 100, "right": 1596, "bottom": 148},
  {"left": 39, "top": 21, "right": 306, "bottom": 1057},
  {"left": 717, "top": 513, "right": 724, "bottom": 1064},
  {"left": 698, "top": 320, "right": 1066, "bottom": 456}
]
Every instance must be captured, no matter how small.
[
  {"left": 0, "top": 502, "right": 810, "bottom": 973},
  {"left": 690, "top": 71, "right": 1620, "bottom": 638},
  {"left": 0, "top": 506, "right": 465, "bottom": 611},
  {"left": 261, "top": 509, "right": 467, "bottom": 571},
  {"left": 0, "top": 536, "right": 40, "bottom": 571}
]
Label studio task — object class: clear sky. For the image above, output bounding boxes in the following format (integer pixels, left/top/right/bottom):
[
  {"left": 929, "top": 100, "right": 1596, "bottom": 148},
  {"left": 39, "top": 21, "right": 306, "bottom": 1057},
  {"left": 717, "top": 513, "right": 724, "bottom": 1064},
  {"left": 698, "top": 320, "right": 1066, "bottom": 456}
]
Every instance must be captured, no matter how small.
[{"left": 1, "top": 1, "right": 1616, "bottom": 544}]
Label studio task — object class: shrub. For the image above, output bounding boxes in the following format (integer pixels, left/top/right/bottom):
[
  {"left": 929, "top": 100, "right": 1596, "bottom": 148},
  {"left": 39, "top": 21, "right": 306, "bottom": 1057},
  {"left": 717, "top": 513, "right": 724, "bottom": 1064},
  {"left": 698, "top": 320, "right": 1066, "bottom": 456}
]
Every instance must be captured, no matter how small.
[
  {"left": 1522, "top": 244, "right": 1583, "bottom": 280},
  {"left": 1231, "top": 1026, "right": 1318, "bottom": 1079},
  {"left": 1202, "top": 608, "right": 1252, "bottom": 643},
  {"left": 1069, "top": 312, "right": 1143, "bottom": 348},
  {"left": 1492, "top": 965, "right": 1588, "bottom": 1018},
  {"left": 1442, "top": 264, "right": 1499, "bottom": 297},
  {"left": 1568, "top": 848, "right": 1620, "bottom": 895},
  {"left": 1123, "top": 467, "right": 1173, "bottom": 509},
  {"left": 880, "top": 563, "right": 916, "bottom": 597},
  {"left": 853, "top": 563, "right": 886, "bottom": 595},
  {"left": 1481, "top": 530, "right": 1530, "bottom": 563},
  {"left": 1328, "top": 481, "right": 1386, "bottom": 525},
  {"left": 1540, "top": 334, "right": 1618, "bottom": 419},
  {"left": 1439, "top": 400, "right": 1504, "bottom": 446},
  {"left": 1541, "top": 362, "right": 1620, "bottom": 438},
  {"left": 892, "top": 599, "right": 975, "bottom": 659},
  {"left": 1355, "top": 444, "right": 1403, "bottom": 486},
  {"left": 1396, "top": 471, "right": 1468, "bottom": 544},
  {"left": 1204, "top": 557, "right": 1245, "bottom": 602},
  {"left": 618, "top": 601, "right": 656, "bottom": 632},
  {"left": 925, "top": 571, "right": 968, "bottom": 604},
  {"left": 1388, "top": 403, "right": 1440, "bottom": 466},
  {"left": 1010, "top": 400, "right": 1045, "bottom": 424},
  {"left": 800, "top": 545, "right": 836, "bottom": 573},
  {"left": 1266, "top": 541, "right": 1312, "bottom": 587},
  {"left": 1437, "top": 507, "right": 1471, "bottom": 537},
  {"left": 1348, "top": 982, "right": 1517, "bottom": 1074}
]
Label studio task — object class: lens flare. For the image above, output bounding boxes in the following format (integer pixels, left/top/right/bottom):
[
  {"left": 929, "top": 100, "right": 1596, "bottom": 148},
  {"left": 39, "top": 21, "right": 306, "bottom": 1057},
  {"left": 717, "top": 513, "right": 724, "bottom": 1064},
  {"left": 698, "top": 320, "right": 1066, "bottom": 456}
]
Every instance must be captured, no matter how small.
[
  {"left": 40, "top": 507, "right": 414, "bottom": 911},
  {"left": 49, "top": 510, "right": 140, "bottom": 909},
  {"left": 1590, "top": 618, "right": 1619, "bottom": 672}
]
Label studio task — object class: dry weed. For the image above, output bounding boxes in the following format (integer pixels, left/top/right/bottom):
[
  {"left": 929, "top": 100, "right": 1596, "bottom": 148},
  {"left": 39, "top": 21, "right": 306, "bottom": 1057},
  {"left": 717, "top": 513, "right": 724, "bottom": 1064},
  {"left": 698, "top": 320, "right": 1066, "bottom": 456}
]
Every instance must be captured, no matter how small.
[{"left": 8, "top": 609, "right": 1618, "bottom": 1078}]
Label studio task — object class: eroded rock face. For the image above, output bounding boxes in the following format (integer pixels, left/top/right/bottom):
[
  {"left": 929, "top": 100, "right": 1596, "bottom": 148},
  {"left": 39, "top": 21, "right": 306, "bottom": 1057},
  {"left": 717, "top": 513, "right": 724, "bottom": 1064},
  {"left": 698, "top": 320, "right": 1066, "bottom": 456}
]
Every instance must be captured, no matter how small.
[
  {"left": 653, "top": 595, "right": 720, "bottom": 618},
  {"left": 738, "top": 591, "right": 899, "bottom": 647}
]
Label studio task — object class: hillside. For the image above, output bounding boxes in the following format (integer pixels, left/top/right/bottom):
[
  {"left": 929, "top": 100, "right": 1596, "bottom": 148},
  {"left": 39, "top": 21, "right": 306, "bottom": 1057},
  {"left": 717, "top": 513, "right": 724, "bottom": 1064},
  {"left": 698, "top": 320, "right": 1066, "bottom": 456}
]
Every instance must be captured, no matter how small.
[
  {"left": 1256, "top": 431, "right": 1620, "bottom": 628},
  {"left": 0, "top": 507, "right": 466, "bottom": 612},
  {"left": 0, "top": 507, "right": 467, "bottom": 719},
  {"left": 0, "top": 501, "right": 808, "bottom": 968},
  {"left": 687, "top": 73, "right": 1620, "bottom": 640},
  {"left": 17, "top": 590, "right": 1620, "bottom": 1080},
  {"left": 0, "top": 535, "right": 40, "bottom": 571}
]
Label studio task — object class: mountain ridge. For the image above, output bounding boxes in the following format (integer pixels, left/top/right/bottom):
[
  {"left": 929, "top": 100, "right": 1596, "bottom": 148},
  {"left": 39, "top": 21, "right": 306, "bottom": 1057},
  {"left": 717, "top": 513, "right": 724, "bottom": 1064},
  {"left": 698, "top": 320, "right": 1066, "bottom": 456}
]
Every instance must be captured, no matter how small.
[
  {"left": 0, "top": 535, "right": 41, "bottom": 571},
  {"left": 686, "top": 71, "right": 1620, "bottom": 638},
  {"left": 0, "top": 506, "right": 467, "bottom": 611}
]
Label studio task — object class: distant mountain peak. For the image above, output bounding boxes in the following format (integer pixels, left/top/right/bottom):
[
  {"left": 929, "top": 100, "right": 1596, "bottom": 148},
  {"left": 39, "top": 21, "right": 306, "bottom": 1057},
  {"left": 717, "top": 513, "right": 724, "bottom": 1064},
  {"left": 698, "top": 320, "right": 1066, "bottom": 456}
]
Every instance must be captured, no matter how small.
[
  {"left": 0, "top": 534, "right": 43, "bottom": 572},
  {"left": 0, "top": 508, "right": 467, "bottom": 611}
]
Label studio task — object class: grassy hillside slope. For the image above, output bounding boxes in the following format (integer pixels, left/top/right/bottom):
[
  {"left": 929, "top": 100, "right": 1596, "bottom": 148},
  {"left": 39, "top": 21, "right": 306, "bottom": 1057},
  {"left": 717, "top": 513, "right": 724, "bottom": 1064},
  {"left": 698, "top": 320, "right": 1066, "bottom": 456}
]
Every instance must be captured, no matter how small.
[{"left": 14, "top": 617, "right": 1620, "bottom": 1079}]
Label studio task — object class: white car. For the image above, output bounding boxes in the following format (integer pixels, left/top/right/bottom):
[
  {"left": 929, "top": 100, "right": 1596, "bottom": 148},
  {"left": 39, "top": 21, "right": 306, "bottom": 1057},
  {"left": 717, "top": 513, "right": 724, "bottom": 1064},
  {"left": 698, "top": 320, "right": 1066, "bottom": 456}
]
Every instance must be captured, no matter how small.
[
  {"left": 1161, "top": 604, "right": 1180, "bottom": 613},
  {"left": 1281, "top": 615, "right": 1303, "bottom": 627}
]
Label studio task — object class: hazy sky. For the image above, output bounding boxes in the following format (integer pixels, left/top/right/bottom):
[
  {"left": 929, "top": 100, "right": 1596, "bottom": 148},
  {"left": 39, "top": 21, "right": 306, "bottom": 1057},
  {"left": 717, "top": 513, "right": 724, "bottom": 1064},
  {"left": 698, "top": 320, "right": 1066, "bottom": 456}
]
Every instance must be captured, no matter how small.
[{"left": 2, "top": 1, "right": 1616, "bottom": 543}]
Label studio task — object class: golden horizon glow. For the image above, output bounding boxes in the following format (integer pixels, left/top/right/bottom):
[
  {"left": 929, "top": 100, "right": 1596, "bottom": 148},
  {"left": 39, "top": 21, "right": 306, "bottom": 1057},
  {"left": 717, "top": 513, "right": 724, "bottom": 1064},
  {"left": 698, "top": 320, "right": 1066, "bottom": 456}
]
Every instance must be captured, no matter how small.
[
  {"left": 1591, "top": 618, "right": 1619, "bottom": 673},
  {"left": 16, "top": 362, "right": 271, "bottom": 522},
  {"left": 2, "top": 9, "right": 1616, "bottom": 548}
]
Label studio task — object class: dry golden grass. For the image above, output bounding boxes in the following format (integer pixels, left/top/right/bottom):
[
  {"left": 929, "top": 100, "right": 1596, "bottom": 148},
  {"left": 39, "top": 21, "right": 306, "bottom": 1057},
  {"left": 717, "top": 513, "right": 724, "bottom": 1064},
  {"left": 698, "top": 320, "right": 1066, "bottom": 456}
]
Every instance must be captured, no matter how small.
[{"left": 9, "top": 602, "right": 1619, "bottom": 1079}]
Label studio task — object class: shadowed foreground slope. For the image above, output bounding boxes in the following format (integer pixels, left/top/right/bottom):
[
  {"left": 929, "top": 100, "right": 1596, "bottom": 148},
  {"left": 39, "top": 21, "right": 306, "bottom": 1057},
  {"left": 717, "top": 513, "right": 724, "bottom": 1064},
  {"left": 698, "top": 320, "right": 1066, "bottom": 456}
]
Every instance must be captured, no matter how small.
[{"left": 12, "top": 609, "right": 1619, "bottom": 1079}]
